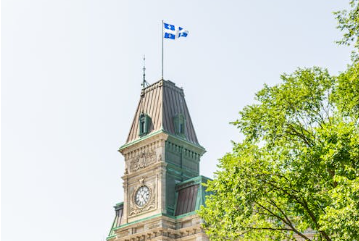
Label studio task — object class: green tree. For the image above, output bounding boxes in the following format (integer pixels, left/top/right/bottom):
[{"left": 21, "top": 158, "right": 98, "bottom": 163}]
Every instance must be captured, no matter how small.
[
  {"left": 335, "top": 0, "right": 359, "bottom": 60},
  {"left": 199, "top": 2, "right": 359, "bottom": 241}
]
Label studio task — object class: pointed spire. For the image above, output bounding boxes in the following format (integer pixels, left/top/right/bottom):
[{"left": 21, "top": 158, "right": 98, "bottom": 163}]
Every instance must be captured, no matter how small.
[{"left": 125, "top": 80, "right": 202, "bottom": 146}]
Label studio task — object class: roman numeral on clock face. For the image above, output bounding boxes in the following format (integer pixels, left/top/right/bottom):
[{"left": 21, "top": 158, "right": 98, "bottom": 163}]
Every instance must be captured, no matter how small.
[{"left": 135, "top": 186, "right": 150, "bottom": 207}]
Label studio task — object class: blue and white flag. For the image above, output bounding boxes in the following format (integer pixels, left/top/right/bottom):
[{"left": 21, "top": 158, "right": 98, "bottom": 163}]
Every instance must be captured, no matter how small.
[{"left": 163, "top": 22, "right": 189, "bottom": 40}]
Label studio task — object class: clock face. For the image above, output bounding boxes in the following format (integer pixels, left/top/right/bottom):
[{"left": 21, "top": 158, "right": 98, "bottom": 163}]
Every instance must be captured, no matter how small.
[{"left": 135, "top": 186, "right": 150, "bottom": 207}]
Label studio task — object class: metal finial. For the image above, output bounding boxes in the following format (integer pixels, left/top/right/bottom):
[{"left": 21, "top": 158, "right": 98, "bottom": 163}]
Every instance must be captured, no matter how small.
[
  {"left": 142, "top": 55, "right": 146, "bottom": 85},
  {"left": 141, "top": 55, "right": 150, "bottom": 89}
]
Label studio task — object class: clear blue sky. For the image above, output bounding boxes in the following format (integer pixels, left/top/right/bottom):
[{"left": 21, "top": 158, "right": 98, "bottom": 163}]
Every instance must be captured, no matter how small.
[{"left": 2, "top": 1, "right": 352, "bottom": 240}]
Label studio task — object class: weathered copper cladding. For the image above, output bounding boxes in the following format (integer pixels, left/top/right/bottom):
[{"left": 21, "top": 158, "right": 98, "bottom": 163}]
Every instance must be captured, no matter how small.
[
  {"left": 126, "top": 79, "right": 199, "bottom": 145},
  {"left": 113, "top": 203, "right": 124, "bottom": 228},
  {"left": 175, "top": 184, "right": 199, "bottom": 216}
]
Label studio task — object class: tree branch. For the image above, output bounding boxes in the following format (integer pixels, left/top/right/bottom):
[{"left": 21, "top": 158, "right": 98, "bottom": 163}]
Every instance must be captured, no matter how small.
[
  {"left": 265, "top": 181, "right": 332, "bottom": 241},
  {"left": 254, "top": 201, "right": 311, "bottom": 241}
]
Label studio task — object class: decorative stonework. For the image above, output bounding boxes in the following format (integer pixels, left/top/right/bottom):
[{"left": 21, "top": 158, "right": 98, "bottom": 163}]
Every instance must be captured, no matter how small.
[
  {"left": 110, "top": 215, "right": 208, "bottom": 241},
  {"left": 129, "top": 150, "right": 157, "bottom": 172},
  {"left": 129, "top": 178, "right": 156, "bottom": 217}
]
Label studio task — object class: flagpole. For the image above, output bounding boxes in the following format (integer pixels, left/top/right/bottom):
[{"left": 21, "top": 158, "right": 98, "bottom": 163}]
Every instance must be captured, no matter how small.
[{"left": 161, "top": 20, "right": 164, "bottom": 80}]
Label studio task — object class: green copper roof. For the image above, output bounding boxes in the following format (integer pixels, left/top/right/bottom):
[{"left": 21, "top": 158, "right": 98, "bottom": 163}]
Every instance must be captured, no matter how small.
[
  {"left": 124, "top": 79, "right": 202, "bottom": 146},
  {"left": 174, "top": 175, "right": 211, "bottom": 216}
]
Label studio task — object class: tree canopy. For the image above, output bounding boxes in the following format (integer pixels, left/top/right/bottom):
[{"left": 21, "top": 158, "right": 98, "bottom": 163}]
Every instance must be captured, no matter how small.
[
  {"left": 198, "top": 2, "right": 359, "bottom": 240},
  {"left": 335, "top": 0, "right": 359, "bottom": 61}
]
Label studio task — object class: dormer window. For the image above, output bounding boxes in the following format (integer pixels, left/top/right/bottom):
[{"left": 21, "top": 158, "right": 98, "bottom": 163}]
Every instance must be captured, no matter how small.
[
  {"left": 174, "top": 114, "right": 185, "bottom": 136},
  {"left": 139, "top": 113, "right": 151, "bottom": 136}
]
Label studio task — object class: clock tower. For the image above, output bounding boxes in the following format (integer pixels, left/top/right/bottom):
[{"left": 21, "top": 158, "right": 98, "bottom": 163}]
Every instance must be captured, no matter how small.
[{"left": 107, "top": 79, "right": 210, "bottom": 241}]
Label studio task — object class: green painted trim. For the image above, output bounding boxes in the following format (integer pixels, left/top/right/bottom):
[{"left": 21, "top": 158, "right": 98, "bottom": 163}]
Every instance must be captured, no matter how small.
[
  {"left": 106, "top": 234, "right": 116, "bottom": 240},
  {"left": 119, "top": 129, "right": 164, "bottom": 151},
  {"left": 175, "top": 211, "right": 197, "bottom": 219},
  {"left": 113, "top": 213, "right": 163, "bottom": 230}
]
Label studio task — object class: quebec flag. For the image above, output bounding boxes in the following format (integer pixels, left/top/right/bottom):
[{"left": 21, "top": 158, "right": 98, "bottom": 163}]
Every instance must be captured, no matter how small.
[{"left": 163, "top": 22, "right": 189, "bottom": 40}]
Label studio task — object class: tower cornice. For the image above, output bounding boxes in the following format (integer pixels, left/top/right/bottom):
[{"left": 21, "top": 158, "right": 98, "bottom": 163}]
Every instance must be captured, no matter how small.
[
  {"left": 119, "top": 129, "right": 167, "bottom": 154},
  {"left": 119, "top": 129, "right": 206, "bottom": 156}
]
